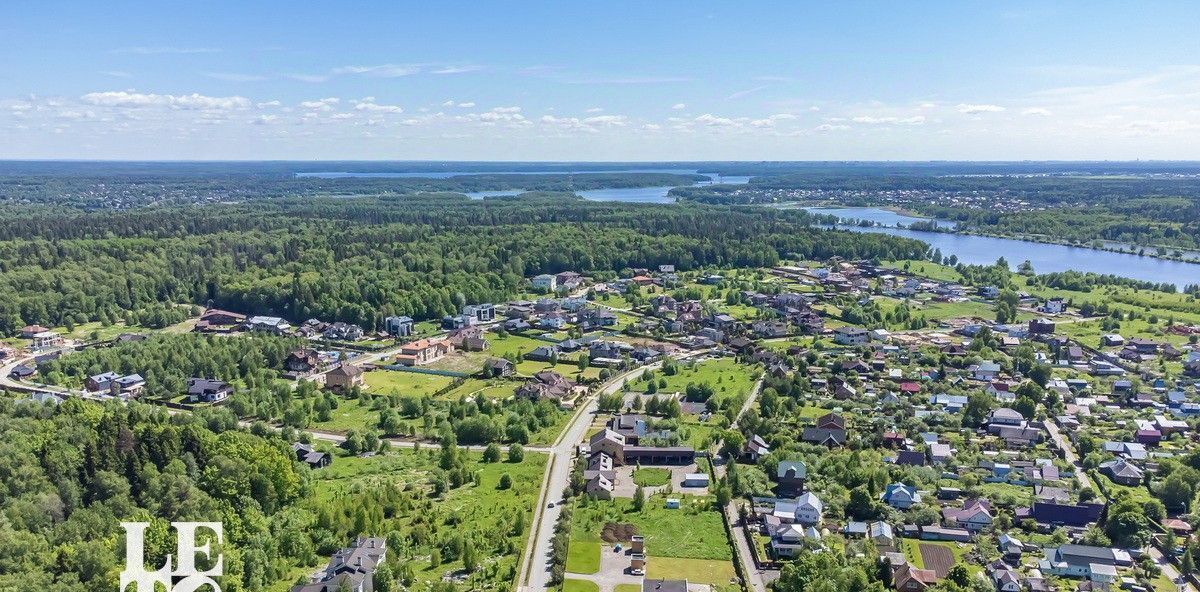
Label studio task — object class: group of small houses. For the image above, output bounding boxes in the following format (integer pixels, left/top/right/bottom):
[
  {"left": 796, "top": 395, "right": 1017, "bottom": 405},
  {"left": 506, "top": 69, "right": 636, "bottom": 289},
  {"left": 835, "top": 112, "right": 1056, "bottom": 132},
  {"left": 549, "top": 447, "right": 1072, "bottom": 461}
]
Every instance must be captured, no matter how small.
[{"left": 736, "top": 406, "right": 1166, "bottom": 592}]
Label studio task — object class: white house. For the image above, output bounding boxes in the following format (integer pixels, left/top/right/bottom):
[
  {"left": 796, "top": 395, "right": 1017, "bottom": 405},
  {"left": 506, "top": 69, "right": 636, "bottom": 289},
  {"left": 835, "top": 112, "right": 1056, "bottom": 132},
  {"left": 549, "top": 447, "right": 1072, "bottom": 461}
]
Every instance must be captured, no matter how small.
[
  {"left": 794, "top": 492, "right": 824, "bottom": 525},
  {"left": 531, "top": 274, "right": 557, "bottom": 291},
  {"left": 834, "top": 326, "right": 869, "bottom": 345}
]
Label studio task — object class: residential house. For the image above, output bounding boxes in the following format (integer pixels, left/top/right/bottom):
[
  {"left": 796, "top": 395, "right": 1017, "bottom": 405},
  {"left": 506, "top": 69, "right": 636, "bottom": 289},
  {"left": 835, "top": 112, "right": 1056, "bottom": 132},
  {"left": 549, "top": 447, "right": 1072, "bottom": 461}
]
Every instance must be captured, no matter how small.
[
  {"left": 776, "top": 460, "right": 807, "bottom": 494},
  {"left": 531, "top": 274, "right": 557, "bottom": 291},
  {"left": 833, "top": 326, "right": 869, "bottom": 346},
  {"left": 384, "top": 315, "right": 414, "bottom": 337},
  {"left": 972, "top": 361, "right": 1002, "bottom": 381},
  {"left": 85, "top": 372, "right": 145, "bottom": 398},
  {"left": 743, "top": 434, "right": 771, "bottom": 461},
  {"left": 463, "top": 303, "right": 495, "bottom": 323},
  {"left": 483, "top": 358, "right": 514, "bottom": 378},
  {"left": 195, "top": 309, "right": 246, "bottom": 333},
  {"left": 802, "top": 413, "right": 847, "bottom": 447},
  {"left": 942, "top": 498, "right": 993, "bottom": 531},
  {"left": 986, "top": 407, "right": 1024, "bottom": 426},
  {"left": 890, "top": 560, "right": 938, "bottom": 591},
  {"left": 292, "top": 443, "right": 332, "bottom": 469},
  {"left": 395, "top": 338, "right": 452, "bottom": 366},
  {"left": 1099, "top": 459, "right": 1144, "bottom": 486},
  {"left": 325, "top": 365, "right": 364, "bottom": 391},
  {"left": 286, "top": 349, "right": 321, "bottom": 373},
  {"left": 187, "top": 378, "right": 233, "bottom": 403},
  {"left": 793, "top": 492, "right": 824, "bottom": 525},
  {"left": 1039, "top": 545, "right": 1132, "bottom": 579},
  {"left": 516, "top": 370, "right": 577, "bottom": 401},
  {"left": 881, "top": 483, "right": 921, "bottom": 509},
  {"left": 290, "top": 536, "right": 386, "bottom": 592}
]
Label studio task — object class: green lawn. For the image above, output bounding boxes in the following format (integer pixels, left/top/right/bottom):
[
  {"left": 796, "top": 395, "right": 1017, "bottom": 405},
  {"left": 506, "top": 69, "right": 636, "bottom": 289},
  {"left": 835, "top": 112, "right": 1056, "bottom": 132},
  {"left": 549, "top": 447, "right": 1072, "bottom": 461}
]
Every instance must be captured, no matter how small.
[
  {"left": 635, "top": 357, "right": 759, "bottom": 410},
  {"left": 572, "top": 494, "right": 731, "bottom": 561},
  {"left": 293, "top": 447, "right": 547, "bottom": 589},
  {"left": 633, "top": 468, "right": 671, "bottom": 487},
  {"left": 614, "top": 585, "right": 641, "bottom": 592},
  {"left": 646, "top": 557, "right": 737, "bottom": 591},
  {"left": 362, "top": 369, "right": 459, "bottom": 397},
  {"left": 565, "top": 540, "right": 601, "bottom": 574},
  {"left": 562, "top": 579, "right": 600, "bottom": 592}
]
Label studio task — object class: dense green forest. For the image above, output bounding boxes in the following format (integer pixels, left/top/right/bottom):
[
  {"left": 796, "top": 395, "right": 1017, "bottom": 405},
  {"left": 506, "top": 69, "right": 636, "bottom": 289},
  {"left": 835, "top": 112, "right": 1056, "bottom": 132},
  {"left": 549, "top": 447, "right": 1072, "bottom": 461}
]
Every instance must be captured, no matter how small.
[
  {"left": 0, "top": 194, "right": 927, "bottom": 334},
  {"left": 39, "top": 333, "right": 302, "bottom": 397},
  {"left": 0, "top": 171, "right": 703, "bottom": 209},
  {"left": 0, "top": 398, "right": 304, "bottom": 592},
  {"left": 0, "top": 396, "right": 542, "bottom": 592},
  {"left": 673, "top": 173, "right": 1200, "bottom": 252}
]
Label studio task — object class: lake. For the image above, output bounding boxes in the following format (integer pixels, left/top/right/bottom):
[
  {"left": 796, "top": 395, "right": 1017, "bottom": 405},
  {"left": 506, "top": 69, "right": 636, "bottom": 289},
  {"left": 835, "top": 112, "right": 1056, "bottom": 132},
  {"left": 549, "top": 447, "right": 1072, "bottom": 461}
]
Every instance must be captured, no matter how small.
[
  {"left": 802, "top": 206, "right": 956, "bottom": 229},
  {"left": 299, "top": 168, "right": 750, "bottom": 203},
  {"left": 834, "top": 222, "right": 1200, "bottom": 286}
]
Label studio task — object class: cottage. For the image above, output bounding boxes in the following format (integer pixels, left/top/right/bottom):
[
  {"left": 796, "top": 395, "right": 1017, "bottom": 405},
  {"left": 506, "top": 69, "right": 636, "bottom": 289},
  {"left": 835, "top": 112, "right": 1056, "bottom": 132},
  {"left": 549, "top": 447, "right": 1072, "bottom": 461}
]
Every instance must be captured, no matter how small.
[
  {"left": 292, "top": 443, "right": 332, "bottom": 469},
  {"left": 516, "top": 370, "right": 577, "bottom": 401},
  {"left": 325, "top": 364, "right": 364, "bottom": 391},
  {"left": 483, "top": 358, "right": 514, "bottom": 378},
  {"left": 395, "top": 338, "right": 452, "bottom": 366},
  {"left": 942, "top": 498, "right": 993, "bottom": 531},
  {"left": 187, "top": 378, "right": 233, "bottom": 403},
  {"left": 833, "top": 326, "right": 869, "bottom": 346},
  {"left": 1099, "top": 458, "right": 1144, "bottom": 486},
  {"left": 776, "top": 460, "right": 807, "bottom": 494},
  {"left": 531, "top": 274, "right": 557, "bottom": 291},
  {"left": 383, "top": 315, "right": 414, "bottom": 338},
  {"left": 286, "top": 349, "right": 321, "bottom": 373},
  {"left": 881, "top": 483, "right": 921, "bottom": 509}
]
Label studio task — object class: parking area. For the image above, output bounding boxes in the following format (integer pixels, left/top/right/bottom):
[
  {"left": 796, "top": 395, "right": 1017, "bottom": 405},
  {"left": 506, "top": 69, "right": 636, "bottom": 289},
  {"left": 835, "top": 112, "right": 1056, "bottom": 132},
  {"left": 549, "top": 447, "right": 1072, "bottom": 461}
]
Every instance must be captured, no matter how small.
[{"left": 611, "top": 462, "right": 710, "bottom": 498}]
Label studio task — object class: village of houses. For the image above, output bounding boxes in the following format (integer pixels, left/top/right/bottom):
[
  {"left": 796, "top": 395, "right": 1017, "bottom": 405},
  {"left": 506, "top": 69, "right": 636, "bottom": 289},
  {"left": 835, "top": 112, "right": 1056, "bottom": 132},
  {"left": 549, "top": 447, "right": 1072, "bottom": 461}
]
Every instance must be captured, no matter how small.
[{"left": 3, "top": 257, "right": 1200, "bottom": 592}]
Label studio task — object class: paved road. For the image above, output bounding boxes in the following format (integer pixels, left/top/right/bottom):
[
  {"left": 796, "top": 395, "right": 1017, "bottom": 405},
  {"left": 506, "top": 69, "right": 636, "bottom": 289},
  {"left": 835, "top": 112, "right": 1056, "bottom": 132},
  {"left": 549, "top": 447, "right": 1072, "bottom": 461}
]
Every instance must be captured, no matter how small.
[
  {"left": 521, "top": 361, "right": 660, "bottom": 592},
  {"left": 719, "top": 377, "right": 772, "bottom": 592},
  {"left": 1044, "top": 418, "right": 1091, "bottom": 489},
  {"left": 1149, "top": 547, "right": 1193, "bottom": 592}
]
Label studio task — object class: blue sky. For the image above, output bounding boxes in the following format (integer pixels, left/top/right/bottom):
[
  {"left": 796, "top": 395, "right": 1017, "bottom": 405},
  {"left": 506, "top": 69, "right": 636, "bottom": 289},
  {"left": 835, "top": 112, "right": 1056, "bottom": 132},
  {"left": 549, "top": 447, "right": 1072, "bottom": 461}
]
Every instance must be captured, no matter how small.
[{"left": 3, "top": 1, "right": 1200, "bottom": 160}]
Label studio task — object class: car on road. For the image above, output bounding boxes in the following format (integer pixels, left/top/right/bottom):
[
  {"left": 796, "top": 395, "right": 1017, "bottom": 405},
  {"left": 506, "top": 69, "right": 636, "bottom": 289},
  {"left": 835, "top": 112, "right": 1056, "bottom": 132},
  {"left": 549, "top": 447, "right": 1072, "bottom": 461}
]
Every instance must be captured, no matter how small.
[{"left": 547, "top": 502, "right": 555, "bottom": 508}]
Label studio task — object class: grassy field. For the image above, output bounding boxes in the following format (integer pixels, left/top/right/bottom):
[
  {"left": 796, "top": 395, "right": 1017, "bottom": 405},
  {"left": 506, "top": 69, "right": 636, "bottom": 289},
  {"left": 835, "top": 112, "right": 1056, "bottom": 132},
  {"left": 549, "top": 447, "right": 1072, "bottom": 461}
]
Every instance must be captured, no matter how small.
[
  {"left": 363, "top": 369, "right": 459, "bottom": 397},
  {"left": 571, "top": 494, "right": 731, "bottom": 561},
  {"left": 633, "top": 468, "right": 671, "bottom": 487},
  {"left": 562, "top": 579, "right": 600, "bottom": 592},
  {"left": 646, "top": 557, "right": 738, "bottom": 591},
  {"left": 298, "top": 447, "right": 547, "bottom": 588},
  {"left": 634, "top": 357, "right": 759, "bottom": 409},
  {"left": 565, "top": 540, "right": 601, "bottom": 574},
  {"left": 614, "top": 585, "right": 641, "bottom": 592}
]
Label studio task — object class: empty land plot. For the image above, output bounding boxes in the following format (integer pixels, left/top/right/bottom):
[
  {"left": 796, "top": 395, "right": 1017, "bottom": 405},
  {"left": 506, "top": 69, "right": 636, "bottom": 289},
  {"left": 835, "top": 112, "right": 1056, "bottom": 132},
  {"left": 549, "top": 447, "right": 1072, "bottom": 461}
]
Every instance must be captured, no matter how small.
[{"left": 919, "top": 543, "right": 955, "bottom": 577}]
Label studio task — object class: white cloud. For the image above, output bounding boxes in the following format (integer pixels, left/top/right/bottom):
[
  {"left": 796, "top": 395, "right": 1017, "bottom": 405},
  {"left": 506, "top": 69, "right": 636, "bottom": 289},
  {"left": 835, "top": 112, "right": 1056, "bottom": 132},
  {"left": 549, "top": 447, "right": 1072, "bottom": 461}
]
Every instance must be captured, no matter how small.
[
  {"left": 814, "top": 123, "right": 849, "bottom": 131},
  {"left": 252, "top": 114, "right": 278, "bottom": 125},
  {"left": 851, "top": 115, "right": 926, "bottom": 125},
  {"left": 671, "top": 103, "right": 687, "bottom": 110},
  {"left": 299, "top": 97, "right": 340, "bottom": 111},
  {"left": 457, "top": 102, "right": 475, "bottom": 108},
  {"left": 353, "top": 99, "right": 403, "bottom": 114},
  {"left": 1021, "top": 107, "right": 1052, "bottom": 116},
  {"left": 99, "top": 71, "right": 132, "bottom": 78},
  {"left": 333, "top": 64, "right": 420, "bottom": 77},
  {"left": 955, "top": 103, "right": 1006, "bottom": 114},
  {"left": 491, "top": 106, "right": 522, "bottom": 113},
  {"left": 431, "top": 65, "right": 482, "bottom": 74},
  {"left": 749, "top": 113, "right": 797, "bottom": 128},
  {"left": 81, "top": 91, "right": 251, "bottom": 111},
  {"left": 586, "top": 107, "right": 604, "bottom": 113},
  {"left": 256, "top": 100, "right": 282, "bottom": 108},
  {"left": 694, "top": 113, "right": 743, "bottom": 127}
]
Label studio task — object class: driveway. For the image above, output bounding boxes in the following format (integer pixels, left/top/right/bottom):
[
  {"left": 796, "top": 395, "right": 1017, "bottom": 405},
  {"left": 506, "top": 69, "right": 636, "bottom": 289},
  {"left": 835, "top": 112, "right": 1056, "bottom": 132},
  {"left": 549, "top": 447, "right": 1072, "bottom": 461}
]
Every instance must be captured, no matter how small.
[{"left": 564, "top": 544, "right": 643, "bottom": 592}]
